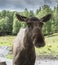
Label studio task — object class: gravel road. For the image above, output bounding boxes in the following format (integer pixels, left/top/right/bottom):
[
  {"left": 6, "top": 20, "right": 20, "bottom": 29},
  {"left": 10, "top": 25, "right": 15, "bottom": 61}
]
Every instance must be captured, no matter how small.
[
  {"left": 0, "top": 57, "right": 58, "bottom": 65},
  {"left": 0, "top": 46, "right": 58, "bottom": 65}
]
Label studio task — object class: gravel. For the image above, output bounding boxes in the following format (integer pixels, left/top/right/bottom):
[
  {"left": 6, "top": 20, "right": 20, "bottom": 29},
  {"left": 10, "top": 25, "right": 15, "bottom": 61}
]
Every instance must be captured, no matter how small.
[
  {"left": 35, "top": 59, "right": 58, "bottom": 65},
  {"left": 0, "top": 46, "right": 58, "bottom": 65},
  {"left": 0, "top": 46, "right": 10, "bottom": 57},
  {"left": 0, "top": 57, "right": 58, "bottom": 65}
]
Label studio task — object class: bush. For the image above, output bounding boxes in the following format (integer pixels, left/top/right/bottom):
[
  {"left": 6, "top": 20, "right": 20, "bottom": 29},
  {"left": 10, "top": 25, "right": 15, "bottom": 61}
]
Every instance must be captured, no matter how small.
[{"left": 0, "top": 17, "right": 13, "bottom": 35}]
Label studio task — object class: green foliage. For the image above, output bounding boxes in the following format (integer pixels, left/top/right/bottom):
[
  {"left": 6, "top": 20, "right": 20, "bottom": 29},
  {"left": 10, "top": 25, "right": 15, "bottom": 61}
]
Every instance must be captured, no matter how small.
[
  {"left": 0, "top": 18, "right": 5, "bottom": 35},
  {"left": 53, "top": 5, "right": 58, "bottom": 32},
  {"left": 0, "top": 16, "right": 13, "bottom": 35},
  {"left": 0, "top": 5, "right": 58, "bottom": 35},
  {"left": 1, "top": 10, "right": 6, "bottom": 17},
  {"left": 29, "top": 10, "right": 34, "bottom": 17},
  {"left": 0, "top": 10, "right": 13, "bottom": 35},
  {"left": 36, "top": 5, "right": 56, "bottom": 35},
  {"left": 12, "top": 13, "right": 21, "bottom": 35}
]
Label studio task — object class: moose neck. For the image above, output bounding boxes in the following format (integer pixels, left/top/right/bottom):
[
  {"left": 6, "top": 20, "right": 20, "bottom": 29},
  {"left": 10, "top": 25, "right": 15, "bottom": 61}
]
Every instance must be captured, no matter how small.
[{"left": 24, "top": 27, "right": 34, "bottom": 49}]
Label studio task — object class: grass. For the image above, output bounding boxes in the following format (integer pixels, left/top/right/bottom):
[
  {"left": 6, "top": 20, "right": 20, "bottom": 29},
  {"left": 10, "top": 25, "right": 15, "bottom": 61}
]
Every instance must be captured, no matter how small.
[
  {"left": 6, "top": 54, "right": 13, "bottom": 59},
  {"left": 35, "top": 33, "right": 58, "bottom": 56},
  {"left": 0, "top": 33, "right": 58, "bottom": 59},
  {"left": 0, "top": 35, "right": 15, "bottom": 46}
]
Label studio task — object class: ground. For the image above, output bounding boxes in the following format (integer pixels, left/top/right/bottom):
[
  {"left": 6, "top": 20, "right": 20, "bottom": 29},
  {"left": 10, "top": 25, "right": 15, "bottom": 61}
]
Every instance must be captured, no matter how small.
[{"left": 0, "top": 33, "right": 58, "bottom": 65}]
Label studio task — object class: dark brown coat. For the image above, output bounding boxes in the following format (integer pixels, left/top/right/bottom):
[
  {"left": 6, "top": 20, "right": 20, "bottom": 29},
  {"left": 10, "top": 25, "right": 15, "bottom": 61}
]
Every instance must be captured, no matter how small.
[{"left": 13, "top": 14, "right": 51, "bottom": 65}]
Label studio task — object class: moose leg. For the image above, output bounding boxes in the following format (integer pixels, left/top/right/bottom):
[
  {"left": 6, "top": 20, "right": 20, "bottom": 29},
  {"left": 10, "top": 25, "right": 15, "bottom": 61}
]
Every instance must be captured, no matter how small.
[{"left": 0, "top": 62, "right": 6, "bottom": 65}]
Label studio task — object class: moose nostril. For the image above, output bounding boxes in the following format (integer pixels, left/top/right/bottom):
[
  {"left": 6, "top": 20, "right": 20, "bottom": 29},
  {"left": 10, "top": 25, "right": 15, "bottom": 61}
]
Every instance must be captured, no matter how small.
[
  {"left": 34, "top": 38, "right": 45, "bottom": 48},
  {"left": 35, "top": 42, "right": 45, "bottom": 48}
]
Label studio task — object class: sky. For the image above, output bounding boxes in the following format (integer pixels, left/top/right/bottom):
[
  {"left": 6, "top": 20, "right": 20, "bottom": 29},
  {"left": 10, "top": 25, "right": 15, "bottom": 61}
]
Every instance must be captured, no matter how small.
[{"left": 0, "top": 0, "right": 58, "bottom": 11}]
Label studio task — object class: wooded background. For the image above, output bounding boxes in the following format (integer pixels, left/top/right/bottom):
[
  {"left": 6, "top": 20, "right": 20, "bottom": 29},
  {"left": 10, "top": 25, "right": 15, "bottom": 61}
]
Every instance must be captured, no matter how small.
[{"left": 0, "top": 5, "right": 58, "bottom": 35}]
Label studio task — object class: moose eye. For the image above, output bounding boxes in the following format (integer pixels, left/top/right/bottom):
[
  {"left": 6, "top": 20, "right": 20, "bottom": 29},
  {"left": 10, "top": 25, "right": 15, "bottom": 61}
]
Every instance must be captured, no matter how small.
[
  {"left": 27, "top": 22, "right": 33, "bottom": 28},
  {"left": 27, "top": 23, "right": 31, "bottom": 27},
  {"left": 41, "top": 22, "right": 43, "bottom": 25}
]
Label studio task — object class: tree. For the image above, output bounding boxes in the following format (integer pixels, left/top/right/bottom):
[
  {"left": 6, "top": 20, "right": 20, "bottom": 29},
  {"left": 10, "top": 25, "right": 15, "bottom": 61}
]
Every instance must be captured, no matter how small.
[
  {"left": 23, "top": 8, "right": 29, "bottom": 17},
  {"left": 36, "top": 5, "right": 52, "bottom": 35},
  {"left": 12, "top": 12, "right": 21, "bottom": 35},
  {"left": 53, "top": 5, "right": 58, "bottom": 33},
  {"left": 1, "top": 10, "right": 6, "bottom": 17},
  {"left": 36, "top": 7, "right": 41, "bottom": 15},
  {"left": 29, "top": 10, "right": 34, "bottom": 17}
]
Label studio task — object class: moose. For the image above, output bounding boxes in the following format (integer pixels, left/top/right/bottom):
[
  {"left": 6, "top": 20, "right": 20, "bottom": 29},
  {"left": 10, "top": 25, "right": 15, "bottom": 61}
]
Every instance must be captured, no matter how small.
[{"left": 13, "top": 14, "right": 51, "bottom": 65}]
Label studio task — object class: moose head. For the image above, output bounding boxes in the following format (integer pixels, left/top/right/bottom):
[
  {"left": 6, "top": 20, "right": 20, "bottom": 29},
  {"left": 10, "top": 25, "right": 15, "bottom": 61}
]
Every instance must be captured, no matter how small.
[{"left": 16, "top": 14, "right": 51, "bottom": 48}]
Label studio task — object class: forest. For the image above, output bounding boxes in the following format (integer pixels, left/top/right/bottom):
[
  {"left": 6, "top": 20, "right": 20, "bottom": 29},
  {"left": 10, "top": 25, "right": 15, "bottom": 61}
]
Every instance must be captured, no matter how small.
[{"left": 0, "top": 5, "right": 58, "bottom": 35}]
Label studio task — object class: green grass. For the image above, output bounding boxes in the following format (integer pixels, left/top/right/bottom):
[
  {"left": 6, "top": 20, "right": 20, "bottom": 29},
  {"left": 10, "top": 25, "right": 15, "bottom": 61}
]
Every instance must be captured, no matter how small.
[
  {"left": 0, "top": 33, "right": 58, "bottom": 59},
  {"left": 35, "top": 33, "right": 58, "bottom": 56},
  {"left": 0, "top": 35, "right": 15, "bottom": 46},
  {"left": 6, "top": 54, "right": 13, "bottom": 59}
]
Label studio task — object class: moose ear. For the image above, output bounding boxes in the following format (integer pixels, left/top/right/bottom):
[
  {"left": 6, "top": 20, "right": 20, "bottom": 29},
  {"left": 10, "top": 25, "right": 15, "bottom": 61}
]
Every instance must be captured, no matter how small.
[
  {"left": 16, "top": 14, "right": 28, "bottom": 22},
  {"left": 40, "top": 14, "right": 51, "bottom": 22}
]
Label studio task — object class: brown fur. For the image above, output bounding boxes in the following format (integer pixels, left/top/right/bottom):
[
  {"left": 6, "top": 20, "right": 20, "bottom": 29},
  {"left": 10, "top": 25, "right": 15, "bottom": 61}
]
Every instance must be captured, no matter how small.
[
  {"left": 0, "top": 62, "right": 6, "bottom": 65},
  {"left": 13, "top": 14, "right": 51, "bottom": 65}
]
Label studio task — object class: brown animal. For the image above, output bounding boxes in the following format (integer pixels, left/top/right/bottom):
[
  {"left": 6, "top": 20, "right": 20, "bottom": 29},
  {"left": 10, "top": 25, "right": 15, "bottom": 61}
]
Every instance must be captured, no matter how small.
[
  {"left": 13, "top": 14, "right": 51, "bottom": 65},
  {"left": 0, "top": 62, "right": 6, "bottom": 65}
]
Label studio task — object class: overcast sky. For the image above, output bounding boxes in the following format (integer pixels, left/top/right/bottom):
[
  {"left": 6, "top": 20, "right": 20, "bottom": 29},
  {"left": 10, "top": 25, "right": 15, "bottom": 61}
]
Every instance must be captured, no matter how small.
[{"left": 0, "top": 0, "right": 58, "bottom": 11}]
